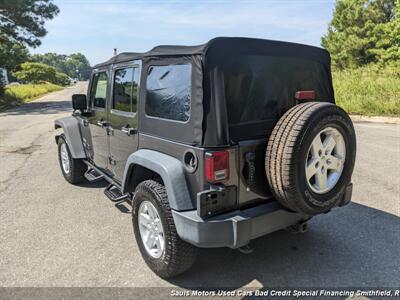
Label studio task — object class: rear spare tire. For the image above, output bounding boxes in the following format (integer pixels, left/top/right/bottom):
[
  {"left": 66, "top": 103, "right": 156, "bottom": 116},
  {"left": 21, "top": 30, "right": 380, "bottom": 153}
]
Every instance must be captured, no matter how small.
[{"left": 265, "top": 102, "right": 356, "bottom": 215}]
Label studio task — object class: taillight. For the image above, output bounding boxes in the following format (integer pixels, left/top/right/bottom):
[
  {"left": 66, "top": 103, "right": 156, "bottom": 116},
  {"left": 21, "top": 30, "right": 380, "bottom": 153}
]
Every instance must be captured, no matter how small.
[{"left": 205, "top": 150, "right": 229, "bottom": 183}]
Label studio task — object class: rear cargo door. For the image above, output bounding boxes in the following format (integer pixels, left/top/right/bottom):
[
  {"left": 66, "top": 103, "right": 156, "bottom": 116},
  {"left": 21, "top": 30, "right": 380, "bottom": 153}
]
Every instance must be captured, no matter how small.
[{"left": 222, "top": 54, "right": 333, "bottom": 205}]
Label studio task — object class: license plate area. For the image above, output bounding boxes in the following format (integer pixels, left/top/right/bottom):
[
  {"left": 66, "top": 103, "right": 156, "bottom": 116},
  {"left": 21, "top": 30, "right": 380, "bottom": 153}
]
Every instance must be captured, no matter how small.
[{"left": 197, "top": 185, "right": 237, "bottom": 218}]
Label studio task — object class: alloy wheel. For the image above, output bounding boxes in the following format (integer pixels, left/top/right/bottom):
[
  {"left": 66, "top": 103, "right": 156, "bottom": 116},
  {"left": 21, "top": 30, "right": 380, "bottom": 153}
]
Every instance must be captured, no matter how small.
[
  {"left": 305, "top": 127, "right": 346, "bottom": 194},
  {"left": 138, "top": 201, "right": 165, "bottom": 259}
]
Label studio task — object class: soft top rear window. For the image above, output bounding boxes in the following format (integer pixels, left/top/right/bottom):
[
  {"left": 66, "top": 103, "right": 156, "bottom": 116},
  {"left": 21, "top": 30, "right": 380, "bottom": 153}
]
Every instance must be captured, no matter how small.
[{"left": 222, "top": 55, "right": 332, "bottom": 125}]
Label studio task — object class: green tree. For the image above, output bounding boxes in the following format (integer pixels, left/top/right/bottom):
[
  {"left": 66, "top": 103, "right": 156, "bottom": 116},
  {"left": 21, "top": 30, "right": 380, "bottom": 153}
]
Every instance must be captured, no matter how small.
[
  {"left": 31, "top": 52, "right": 67, "bottom": 71},
  {"left": 0, "top": 0, "right": 59, "bottom": 95},
  {"left": 0, "top": 0, "right": 59, "bottom": 47},
  {"left": 322, "top": 0, "right": 399, "bottom": 68},
  {"left": 0, "top": 42, "right": 29, "bottom": 71},
  {"left": 13, "top": 62, "right": 69, "bottom": 86},
  {"left": 54, "top": 71, "right": 70, "bottom": 86},
  {"left": 32, "top": 52, "right": 92, "bottom": 80},
  {"left": 373, "top": 0, "right": 400, "bottom": 65},
  {"left": 66, "top": 53, "right": 91, "bottom": 80}
]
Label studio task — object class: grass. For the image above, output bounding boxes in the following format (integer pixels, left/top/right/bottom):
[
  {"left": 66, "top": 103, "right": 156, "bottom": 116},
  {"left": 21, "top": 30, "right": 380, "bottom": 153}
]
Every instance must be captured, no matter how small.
[
  {"left": 0, "top": 82, "right": 63, "bottom": 111},
  {"left": 333, "top": 66, "right": 400, "bottom": 116}
]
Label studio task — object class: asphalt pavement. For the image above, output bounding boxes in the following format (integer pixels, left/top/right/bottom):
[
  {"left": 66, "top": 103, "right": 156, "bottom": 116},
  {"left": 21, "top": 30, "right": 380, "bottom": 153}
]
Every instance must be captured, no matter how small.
[{"left": 0, "top": 82, "right": 399, "bottom": 289}]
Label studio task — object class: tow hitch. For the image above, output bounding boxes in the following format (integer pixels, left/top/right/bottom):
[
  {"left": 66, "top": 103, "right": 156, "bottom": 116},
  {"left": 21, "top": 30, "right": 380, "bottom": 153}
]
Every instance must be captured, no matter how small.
[{"left": 285, "top": 221, "right": 309, "bottom": 234}]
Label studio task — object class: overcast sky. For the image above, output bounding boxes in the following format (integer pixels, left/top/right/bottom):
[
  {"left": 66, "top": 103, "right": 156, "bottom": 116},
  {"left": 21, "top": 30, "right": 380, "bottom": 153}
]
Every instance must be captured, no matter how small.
[{"left": 31, "top": 0, "right": 336, "bottom": 65}]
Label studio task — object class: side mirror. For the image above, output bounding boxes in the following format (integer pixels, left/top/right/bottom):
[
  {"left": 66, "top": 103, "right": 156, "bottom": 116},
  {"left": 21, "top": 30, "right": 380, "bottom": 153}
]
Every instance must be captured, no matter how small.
[{"left": 72, "top": 94, "right": 87, "bottom": 111}]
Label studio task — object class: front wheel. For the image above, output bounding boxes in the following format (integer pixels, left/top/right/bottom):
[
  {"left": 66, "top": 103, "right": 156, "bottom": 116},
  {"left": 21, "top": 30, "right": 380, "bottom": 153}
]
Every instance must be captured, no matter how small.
[
  {"left": 57, "top": 134, "right": 87, "bottom": 184},
  {"left": 132, "top": 180, "right": 197, "bottom": 278}
]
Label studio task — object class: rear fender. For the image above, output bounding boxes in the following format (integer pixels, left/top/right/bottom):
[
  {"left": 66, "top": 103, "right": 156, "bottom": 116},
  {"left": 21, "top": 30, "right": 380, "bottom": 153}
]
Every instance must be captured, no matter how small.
[{"left": 122, "top": 149, "right": 194, "bottom": 211}]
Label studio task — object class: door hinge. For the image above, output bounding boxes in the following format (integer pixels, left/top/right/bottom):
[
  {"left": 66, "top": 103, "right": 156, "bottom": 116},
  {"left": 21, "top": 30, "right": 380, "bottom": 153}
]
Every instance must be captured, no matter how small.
[
  {"left": 108, "top": 157, "right": 116, "bottom": 166},
  {"left": 82, "top": 138, "right": 92, "bottom": 150}
]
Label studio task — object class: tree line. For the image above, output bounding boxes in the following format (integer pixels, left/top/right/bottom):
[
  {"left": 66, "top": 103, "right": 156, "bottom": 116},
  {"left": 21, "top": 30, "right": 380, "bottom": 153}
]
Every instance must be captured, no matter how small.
[
  {"left": 0, "top": 1, "right": 91, "bottom": 95},
  {"left": 0, "top": 43, "right": 92, "bottom": 83},
  {"left": 322, "top": 0, "right": 399, "bottom": 69},
  {"left": 32, "top": 52, "right": 92, "bottom": 80}
]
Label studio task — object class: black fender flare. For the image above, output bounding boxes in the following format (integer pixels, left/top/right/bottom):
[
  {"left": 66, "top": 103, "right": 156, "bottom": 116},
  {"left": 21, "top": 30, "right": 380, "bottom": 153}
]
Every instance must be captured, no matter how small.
[
  {"left": 55, "top": 117, "right": 86, "bottom": 159},
  {"left": 121, "top": 149, "right": 194, "bottom": 211}
]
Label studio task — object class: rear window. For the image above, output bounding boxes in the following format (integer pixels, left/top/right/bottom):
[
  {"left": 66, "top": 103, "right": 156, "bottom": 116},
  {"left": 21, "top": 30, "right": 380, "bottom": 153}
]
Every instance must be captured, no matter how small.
[
  {"left": 222, "top": 55, "right": 331, "bottom": 124},
  {"left": 145, "top": 64, "right": 191, "bottom": 122}
]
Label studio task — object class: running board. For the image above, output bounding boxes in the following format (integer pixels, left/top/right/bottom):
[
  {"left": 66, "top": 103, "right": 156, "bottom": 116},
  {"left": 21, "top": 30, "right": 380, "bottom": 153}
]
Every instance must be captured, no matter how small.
[
  {"left": 84, "top": 168, "right": 104, "bottom": 183},
  {"left": 104, "top": 184, "right": 131, "bottom": 202}
]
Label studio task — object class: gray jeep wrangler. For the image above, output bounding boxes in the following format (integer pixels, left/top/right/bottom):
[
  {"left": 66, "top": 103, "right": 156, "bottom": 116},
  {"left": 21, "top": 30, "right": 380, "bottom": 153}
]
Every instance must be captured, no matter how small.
[{"left": 55, "top": 37, "right": 356, "bottom": 278}]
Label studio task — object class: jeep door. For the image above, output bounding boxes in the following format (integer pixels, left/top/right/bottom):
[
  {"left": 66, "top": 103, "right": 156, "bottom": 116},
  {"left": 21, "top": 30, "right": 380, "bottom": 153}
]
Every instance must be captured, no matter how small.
[
  {"left": 108, "top": 63, "right": 140, "bottom": 182},
  {"left": 87, "top": 70, "right": 110, "bottom": 171}
]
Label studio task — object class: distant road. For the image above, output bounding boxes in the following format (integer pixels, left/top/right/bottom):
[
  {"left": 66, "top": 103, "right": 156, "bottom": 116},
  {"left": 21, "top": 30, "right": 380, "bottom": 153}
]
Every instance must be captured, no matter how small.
[{"left": 0, "top": 83, "right": 398, "bottom": 289}]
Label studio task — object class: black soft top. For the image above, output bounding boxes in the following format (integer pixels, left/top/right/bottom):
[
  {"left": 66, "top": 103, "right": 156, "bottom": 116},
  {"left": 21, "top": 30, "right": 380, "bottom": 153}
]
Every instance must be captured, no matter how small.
[
  {"left": 93, "top": 37, "right": 330, "bottom": 68},
  {"left": 93, "top": 45, "right": 204, "bottom": 68},
  {"left": 93, "top": 37, "right": 333, "bottom": 147}
]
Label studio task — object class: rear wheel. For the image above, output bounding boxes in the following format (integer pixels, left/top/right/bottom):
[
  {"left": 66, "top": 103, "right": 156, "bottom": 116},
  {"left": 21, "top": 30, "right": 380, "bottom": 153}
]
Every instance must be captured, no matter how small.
[
  {"left": 132, "top": 180, "right": 197, "bottom": 278},
  {"left": 265, "top": 102, "right": 356, "bottom": 215},
  {"left": 57, "top": 134, "right": 87, "bottom": 184}
]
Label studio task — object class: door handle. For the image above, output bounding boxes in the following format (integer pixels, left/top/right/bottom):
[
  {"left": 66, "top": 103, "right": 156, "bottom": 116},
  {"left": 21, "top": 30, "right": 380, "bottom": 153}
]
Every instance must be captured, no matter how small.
[
  {"left": 97, "top": 120, "right": 109, "bottom": 128},
  {"left": 121, "top": 126, "right": 137, "bottom": 136}
]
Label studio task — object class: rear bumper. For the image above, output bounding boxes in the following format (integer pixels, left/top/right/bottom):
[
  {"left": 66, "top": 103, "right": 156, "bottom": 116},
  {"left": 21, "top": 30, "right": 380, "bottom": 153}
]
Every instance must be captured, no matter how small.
[
  {"left": 172, "top": 183, "right": 353, "bottom": 249},
  {"left": 172, "top": 201, "right": 308, "bottom": 249}
]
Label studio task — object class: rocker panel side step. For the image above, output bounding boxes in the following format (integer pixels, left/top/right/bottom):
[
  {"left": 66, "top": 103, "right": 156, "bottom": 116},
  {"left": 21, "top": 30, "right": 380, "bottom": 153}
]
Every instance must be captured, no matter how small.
[
  {"left": 104, "top": 184, "right": 131, "bottom": 202},
  {"left": 84, "top": 168, "right": 104, "bottom": 182}
]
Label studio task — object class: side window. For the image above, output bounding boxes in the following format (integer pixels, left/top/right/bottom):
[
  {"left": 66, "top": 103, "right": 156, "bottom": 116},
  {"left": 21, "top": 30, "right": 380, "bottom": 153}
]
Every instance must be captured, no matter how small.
[
  {"left": 113, "top": 67, "right": 139, "bottom": 113},
  {"left": 90, "top": 72, "right": 108, "bottom": 109},
  {"left": 145, "top": 64, "right": 191, "bottom": 122}
]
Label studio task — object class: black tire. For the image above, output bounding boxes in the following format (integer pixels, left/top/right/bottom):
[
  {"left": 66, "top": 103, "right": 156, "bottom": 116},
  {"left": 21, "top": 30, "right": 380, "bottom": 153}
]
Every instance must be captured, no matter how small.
[
  {"left": 132, "top": 180, "right": 197, "bottom": 278},
  {"left": 57, "top": 134, "right": 87, "bottom": 184},
  {"left": 265, "top": 102, "right": 356, "bottom": 215}
]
